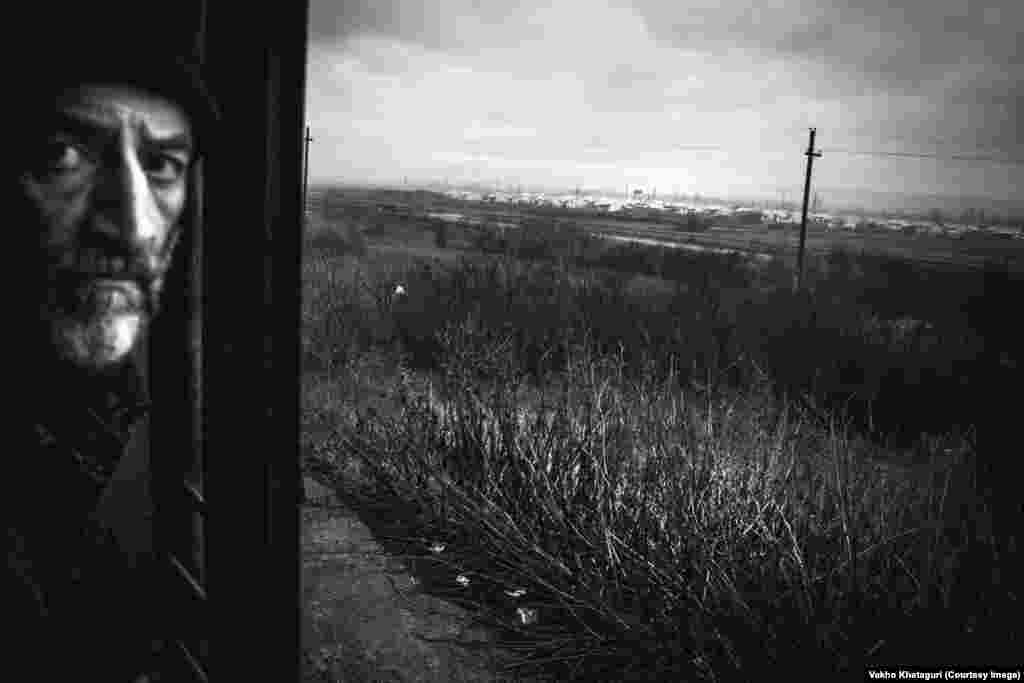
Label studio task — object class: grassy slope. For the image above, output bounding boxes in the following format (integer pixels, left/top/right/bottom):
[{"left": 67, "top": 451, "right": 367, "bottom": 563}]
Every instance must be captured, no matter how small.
[{"left": 303, "top": 199, "right": 1021, "bottom": 680}]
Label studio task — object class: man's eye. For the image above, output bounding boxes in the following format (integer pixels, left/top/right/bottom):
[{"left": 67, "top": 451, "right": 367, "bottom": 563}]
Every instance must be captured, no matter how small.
[
  {"left": 145, "top": 154, "right": 187, "bottom": 183},
  {"left": 43, "top": 141, "right": 86, "bottom": 173}
]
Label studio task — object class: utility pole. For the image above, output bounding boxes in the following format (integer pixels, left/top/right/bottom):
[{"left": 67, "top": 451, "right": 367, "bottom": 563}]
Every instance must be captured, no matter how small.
[
  {"left": 795, "top": 127, "right": 822, "bottom": 294},
  {"left": 302, "top": 125, "right": 313, "bottom": 217}
]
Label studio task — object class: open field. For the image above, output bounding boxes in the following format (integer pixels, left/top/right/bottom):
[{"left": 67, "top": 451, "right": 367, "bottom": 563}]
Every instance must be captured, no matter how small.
[
  {"left": 309, "top": 186, "right": 1024, "bottom": 273},
  {"left": 588, "top": 221, "right": 1024, "bottom": 272},
  {"left": 303, "top": 186, "right": 1022, "bottom": 680}
]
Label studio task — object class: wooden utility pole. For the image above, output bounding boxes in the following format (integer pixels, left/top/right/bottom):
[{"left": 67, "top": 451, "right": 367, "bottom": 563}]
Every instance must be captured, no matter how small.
[
  {"left": 795, "top": 127, "right": 822, "bottom": 293},
  {"left": 302, "top": 125, "right": 313, "bottom": 215}
]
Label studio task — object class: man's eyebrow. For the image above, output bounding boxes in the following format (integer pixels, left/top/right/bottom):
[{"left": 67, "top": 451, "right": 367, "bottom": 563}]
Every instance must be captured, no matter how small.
[
  {"left": 42, "top": 107, "right": 193, "bottom": 155},
  {"left": 43, "top": 109, "right": 115, "bottom": 140},
  {"left": 143, "top": 131, "right": 194, "bottom": 157}
]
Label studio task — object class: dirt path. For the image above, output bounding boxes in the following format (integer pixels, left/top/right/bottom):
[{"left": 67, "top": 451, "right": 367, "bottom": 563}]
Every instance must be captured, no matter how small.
[{"left": 302, "top": 482, "right": 535, "bottom": 683}]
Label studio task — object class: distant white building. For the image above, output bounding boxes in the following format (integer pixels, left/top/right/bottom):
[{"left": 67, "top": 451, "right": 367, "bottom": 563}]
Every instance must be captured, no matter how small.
[
  {"left": 763, "top": 209, "right": 793, "bottom": 223},
  {"left": 988, "top": 225, "right": 1021, "bottom": 238}
]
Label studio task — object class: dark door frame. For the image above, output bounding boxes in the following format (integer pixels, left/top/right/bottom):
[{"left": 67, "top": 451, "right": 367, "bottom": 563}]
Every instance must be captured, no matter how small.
[{"left": 149, "top": 2, "right": 309, "bottom": 680}]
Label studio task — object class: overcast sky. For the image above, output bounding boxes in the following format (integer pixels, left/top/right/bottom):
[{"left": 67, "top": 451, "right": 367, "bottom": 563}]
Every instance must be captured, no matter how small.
[{"left": 305, "top": 0, "right": 1022, "bottom": 209}]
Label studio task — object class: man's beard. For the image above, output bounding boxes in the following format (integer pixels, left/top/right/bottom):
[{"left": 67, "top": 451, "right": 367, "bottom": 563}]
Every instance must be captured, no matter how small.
[{"left": 43, "top": 275, "right": 159, "bottom": 375}]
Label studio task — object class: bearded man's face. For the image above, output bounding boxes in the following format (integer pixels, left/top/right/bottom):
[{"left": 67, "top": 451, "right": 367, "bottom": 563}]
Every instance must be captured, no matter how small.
[{"left": 18, "top": 85, "right": 193, "bottom": 373}]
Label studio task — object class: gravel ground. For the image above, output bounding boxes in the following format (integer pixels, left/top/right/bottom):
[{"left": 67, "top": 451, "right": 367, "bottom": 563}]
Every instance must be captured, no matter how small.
[{"left": 302, "top": 492, "right": 534, "bottom": 683}]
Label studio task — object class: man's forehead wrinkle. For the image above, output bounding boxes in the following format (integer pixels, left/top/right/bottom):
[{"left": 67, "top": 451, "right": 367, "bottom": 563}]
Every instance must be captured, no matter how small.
[
  {"left": 59, "top": 102, "right": 124, "bottom": 131},
  {"left": 55, "top": 102, "right": 192, "bottom": 152},
  {"left": 58, "top": 87, "right": 191, "bottom": 135}
]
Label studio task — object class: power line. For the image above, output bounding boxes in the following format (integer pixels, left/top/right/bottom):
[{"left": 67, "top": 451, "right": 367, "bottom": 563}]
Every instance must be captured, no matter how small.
[
  {"left": 823, "top": 148, "right": 1024, "bottom": 166},
  {"left": 671, "top": 142, "right": 1024, "bottom": 166}
]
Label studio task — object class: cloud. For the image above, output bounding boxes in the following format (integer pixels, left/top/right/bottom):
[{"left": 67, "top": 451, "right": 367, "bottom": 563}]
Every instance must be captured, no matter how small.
[
  {"left": 308, "top": 0, "right": 435, "bottom": 47},
  {"left": 631, "top": 0, "right": 1024, "bottom": 155},
  {"left": 604, "top": 64, "right": 663, "bottom": 91},
  {"left": 304, "top": 0, "right": 1023, "bottom": 202},
  {"left": 633, "top": 1, "right": 1021, "bottom": 90},
  {"left": 307, "top": 0, "right": 548, "bottom": 52},
  {"left": 464, "top": 122, "right": 538, "bottom": 141}
]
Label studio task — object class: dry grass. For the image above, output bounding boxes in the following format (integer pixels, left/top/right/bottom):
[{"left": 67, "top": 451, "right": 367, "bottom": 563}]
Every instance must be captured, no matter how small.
[
  {"left": 302, "top": 205, "right": 1021, "bottom": 680},
  {"left": 306, "top": 330, "right": 1015, "bottom": 680}
]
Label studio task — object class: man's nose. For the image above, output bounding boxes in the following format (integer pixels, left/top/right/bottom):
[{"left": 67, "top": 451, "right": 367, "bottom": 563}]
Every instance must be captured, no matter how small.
[{"left": 90, "top": 145, "right": 158, "bottom": 244}]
